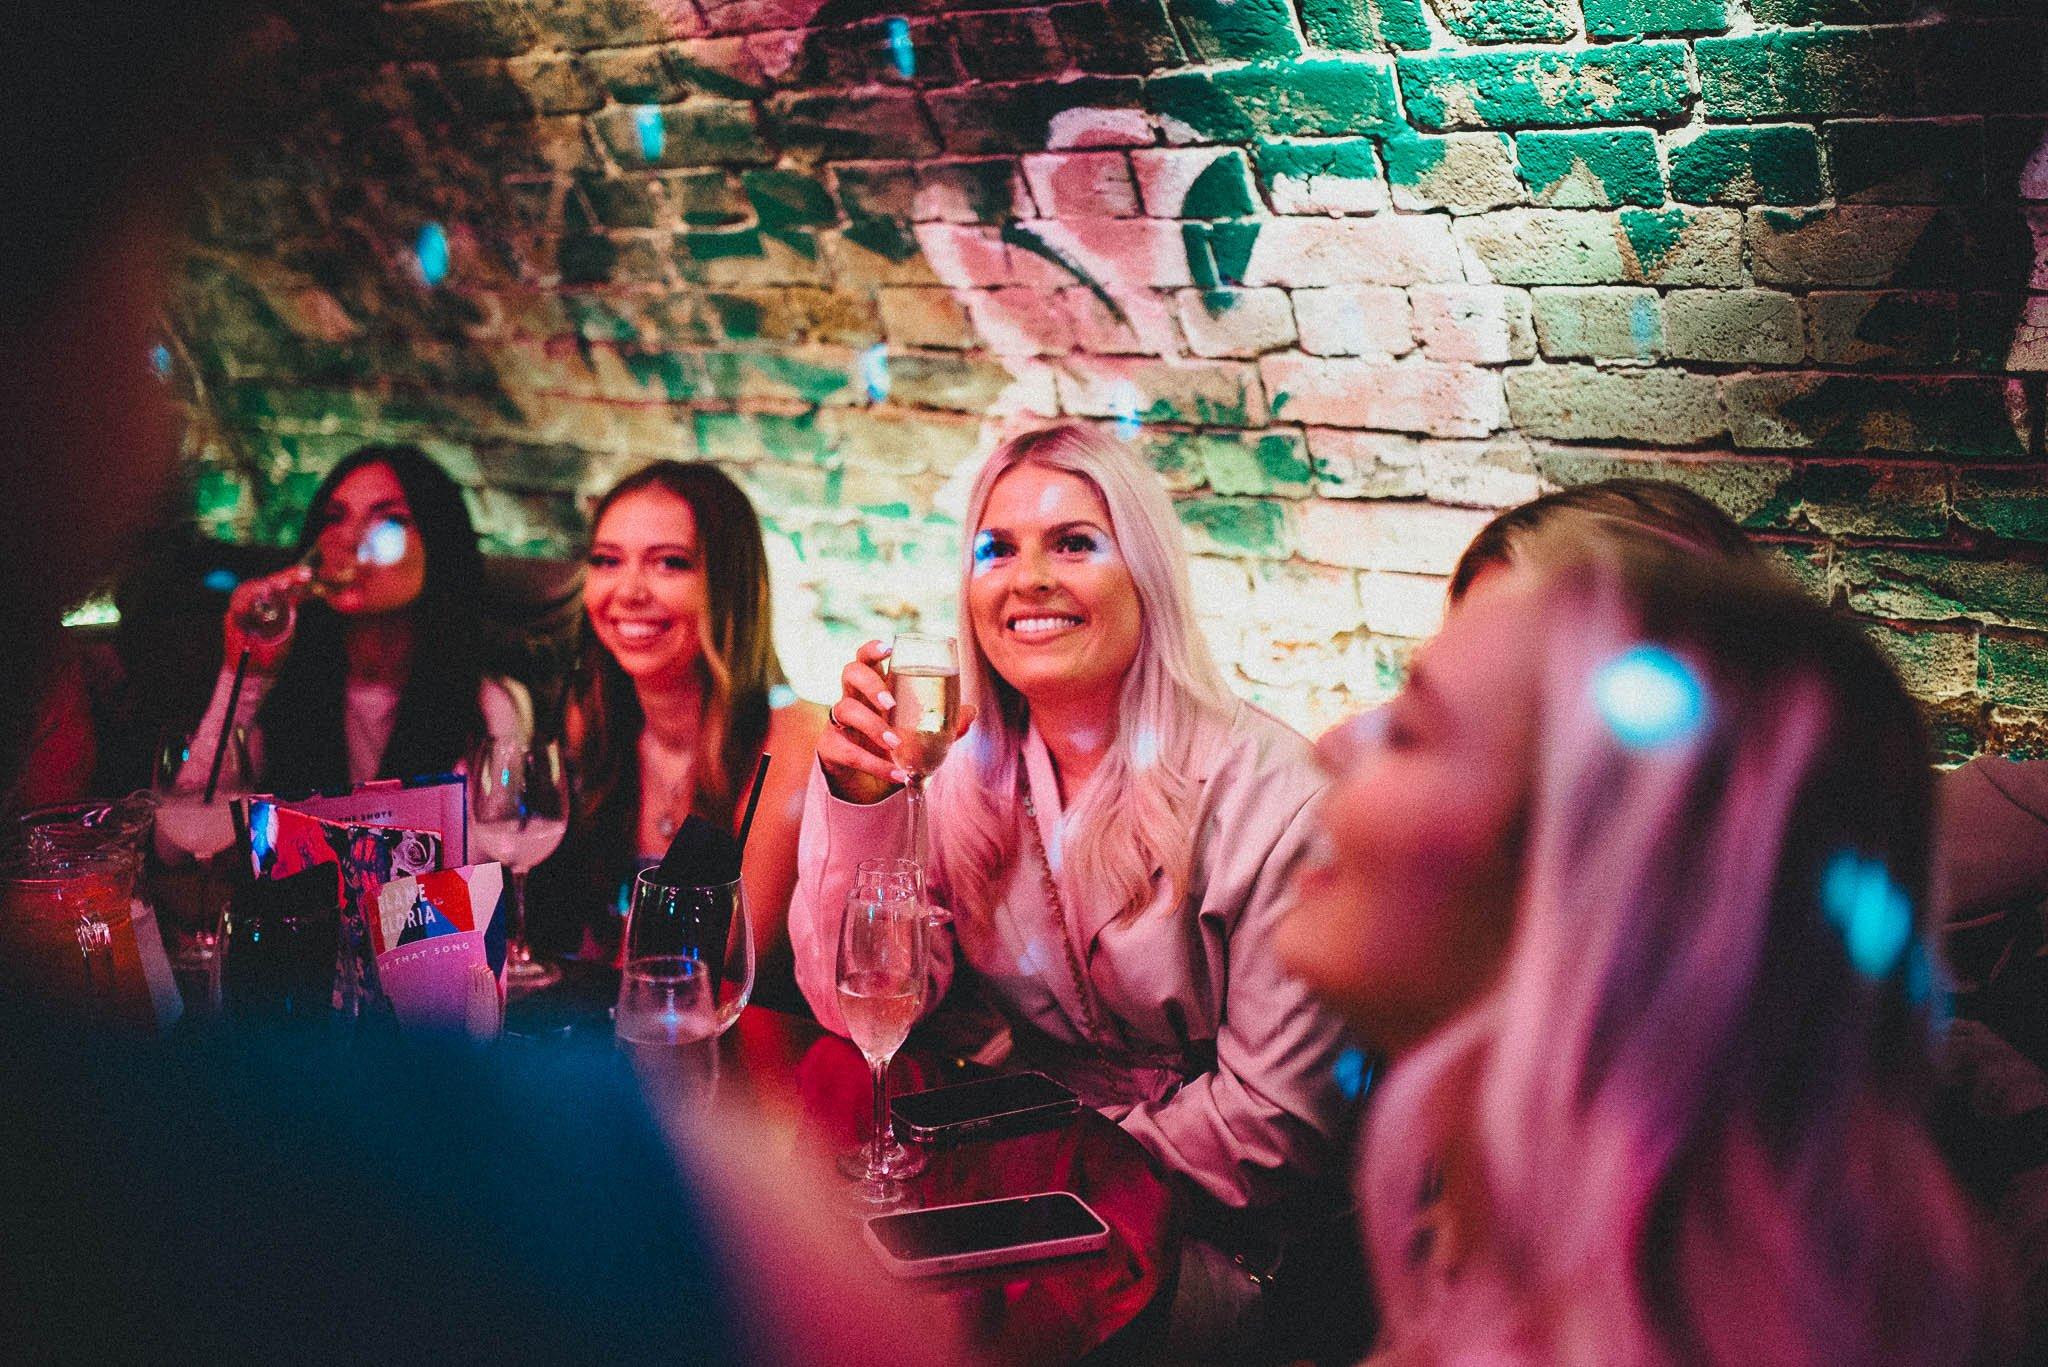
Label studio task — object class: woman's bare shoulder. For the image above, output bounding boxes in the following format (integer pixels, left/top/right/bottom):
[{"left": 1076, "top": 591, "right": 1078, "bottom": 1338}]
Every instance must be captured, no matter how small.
[{"left": 765, "top": 696, "right": 829, "bottom": 753}]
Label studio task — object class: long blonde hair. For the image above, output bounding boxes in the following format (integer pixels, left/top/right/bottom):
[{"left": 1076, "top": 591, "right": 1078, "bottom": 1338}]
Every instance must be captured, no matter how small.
[
  {"left": 929, "top": 424, "right": 1236, "bottom": 926},
  {"left": 1362, "top": 550, "right": 2008, "bottom": 1365}
]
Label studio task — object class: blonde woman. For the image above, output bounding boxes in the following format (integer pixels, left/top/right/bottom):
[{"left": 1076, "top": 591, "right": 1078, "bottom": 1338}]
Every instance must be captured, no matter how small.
[
  {"left": 1281, "top": 547, "right": 2011, "bottom": 1365},
  {"left": 790, "top": 424, "right": 1357, "bottom": 1355}
]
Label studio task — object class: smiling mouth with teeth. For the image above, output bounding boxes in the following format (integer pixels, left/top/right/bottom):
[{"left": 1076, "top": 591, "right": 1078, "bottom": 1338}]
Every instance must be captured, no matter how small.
[
  {"left": 1008, "top": 613, "right": 1084, "bottom": 638},
  {"left": 610, "top": 620, "right": 673, "bottom": 643}
]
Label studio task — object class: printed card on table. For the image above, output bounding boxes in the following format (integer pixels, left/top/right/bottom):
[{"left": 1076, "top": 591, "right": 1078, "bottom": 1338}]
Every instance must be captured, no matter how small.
[{"left": 373, "top": 863, "right": 507, "bottom": 1033}]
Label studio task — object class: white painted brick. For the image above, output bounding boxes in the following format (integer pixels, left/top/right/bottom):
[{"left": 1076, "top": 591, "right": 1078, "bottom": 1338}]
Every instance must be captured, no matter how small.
[
  {"left": 1293, "top": 286, "right": 1414, "bottom": 357},
  {"left": 1410, "top": 284, "right": 1537, "bottom": 363},
  {"left": 1297, "top": 499, "right": 1496, "bottom": 574},
  {"left": 1262, "top": 354, "right": 1507, "bottom": 437},
  {"left": 1308, "top": 428, "right": 1542, "bottom": 506},
  {"left": 1248, "top": 559, "right": 1366, "bottom": 634},
  {"left": 1267, "top": 167, "right": 1389, "bottom": 216},
  {"left": 1243, "top": 216, "right": 1464, "bottom": 288},
  {"left": 1358, "top": 570, "right": 1449, "bottom": 639},
  {"left": 1045, "top": 105, "right": 1155, "bottom": 150},
  {"left": 1176, "top": 288, "right": 1298, "bottom": 357},
  {"left": 1021, "top": 151, "right": 1140, "bottom": 219},
  {"left": 1056, "top": 355, "right": 1267, "bottom": 426}
]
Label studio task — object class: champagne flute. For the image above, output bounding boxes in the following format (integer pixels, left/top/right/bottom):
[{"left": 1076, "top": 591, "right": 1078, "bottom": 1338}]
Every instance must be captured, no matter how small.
[
  {"left": 468, "top": 737, "right": 570, "bottom": 993},
  {"left": 886, "top": 632, "right": 959, "bottom": 925},
  {"left": 152, "top": 728, "right": 251, "bottom": 966},
  {"left": 836, "top": 875, "right": 927, "bottom": 1207},
  {"left": 233, "top": 515, "right": 410, "bottom": 646},
  {"left": 835, "top": 858, "right": 929, "bottom": 1181}
]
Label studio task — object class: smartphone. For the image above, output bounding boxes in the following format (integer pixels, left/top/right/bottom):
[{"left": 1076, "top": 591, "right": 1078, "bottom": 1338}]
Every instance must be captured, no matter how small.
[
  {"left": 863, "top": 1192, "right": 1111, "bottom": 1278},
  {"left": 889, "top": 1071, "right": 1080, "bottom": 1144}
]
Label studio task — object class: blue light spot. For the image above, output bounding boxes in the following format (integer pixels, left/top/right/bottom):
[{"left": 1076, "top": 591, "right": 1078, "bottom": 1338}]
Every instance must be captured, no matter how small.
[
  {"left": 1630, "top": 295, "right": 1660, "bottom": 358},
  {"left": 1903, "top": 937, "right": 1936, "bottom": 1008},
  {"left": 1109, "top": 380, "right": 1143, "bottom": 440},
  {"left": 859, "top": 344, "right": 891, "bottom": 401},
  {"left": 1591, "top": 645, "right": 1706, "bottom": 751},
  {"left": 202, "top": 569, "right": 241, "bottom": 594},
  {"left": 414, "top": 222, "right": 451, "bottom": 287},
  {"left": 634, "top": 105, "right": 666, "bottom": 162},
  {"left": 360, "top": 517, "right": 409, "bottom": 567},
  {"left": 1333, "top": 1046, "right": 1373, "bottom": 1101},
  {"left": 149, "top": 343, "right": 173, "bottom": 379},
  {"left": 1820, "top": 849, "right": 1914, "bottom": 983},
  {"left": 885, "top": 17, "right": 915, "bottom": 79},
  {"left": 768, "top": 683, "right": 797, "bottom": 708},
  {"left": 1132, "top": 727, "right": 1159, "bottom": 771}
]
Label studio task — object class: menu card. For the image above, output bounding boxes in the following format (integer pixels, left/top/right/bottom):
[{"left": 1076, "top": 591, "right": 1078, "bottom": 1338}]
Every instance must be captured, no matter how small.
[{"left": 372, "top": 864, "right": 506, "bottom": 1034}]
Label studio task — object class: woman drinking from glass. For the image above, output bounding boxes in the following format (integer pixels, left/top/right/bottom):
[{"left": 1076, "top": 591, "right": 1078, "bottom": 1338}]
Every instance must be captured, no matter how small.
[
  {"left": 187, "top": 444, "right": 529, "bottom": 790},
  {"left": 791, "top": 423, "right": 1356, "bottom": 1356},
  {"left": 1280, "top": 545, "right": 2011, "bottom": 1365},
  {"left": 528, "top": 462, "right": 823, "bottom": 1005}
]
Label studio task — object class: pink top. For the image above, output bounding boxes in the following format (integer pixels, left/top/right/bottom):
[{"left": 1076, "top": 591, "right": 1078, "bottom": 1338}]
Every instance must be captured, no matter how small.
[{"left": 789, "top": 703, "right": 1356, "bottom": 1218}]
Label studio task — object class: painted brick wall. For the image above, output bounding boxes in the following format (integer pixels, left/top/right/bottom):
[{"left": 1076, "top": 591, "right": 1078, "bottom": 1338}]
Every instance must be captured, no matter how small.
[{"left": 169, "top": 1, "right": 2048, "bottom": 760}]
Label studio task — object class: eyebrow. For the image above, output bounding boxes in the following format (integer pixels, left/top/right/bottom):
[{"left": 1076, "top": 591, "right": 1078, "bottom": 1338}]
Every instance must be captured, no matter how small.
[
  {"left": 976, "top": 519, "right": 1110, "bottom": 540},
  {"left": 590, "top": 540, "right": 699, "bottom": 556}
]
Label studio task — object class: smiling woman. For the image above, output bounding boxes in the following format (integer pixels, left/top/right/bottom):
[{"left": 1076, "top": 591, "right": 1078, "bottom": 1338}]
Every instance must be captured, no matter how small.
[
  {"left": 528, "top": 461, "right": 824, "bottom": 1006},
  {"left": 789, "top": 423, "right": 1362, "bottom": 1360}
]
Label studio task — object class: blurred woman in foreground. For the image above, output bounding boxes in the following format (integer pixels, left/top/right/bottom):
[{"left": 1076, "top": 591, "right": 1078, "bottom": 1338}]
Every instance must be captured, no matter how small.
[{"left": 1281, "top": 547, "right": 2010, "bottom": 1365}]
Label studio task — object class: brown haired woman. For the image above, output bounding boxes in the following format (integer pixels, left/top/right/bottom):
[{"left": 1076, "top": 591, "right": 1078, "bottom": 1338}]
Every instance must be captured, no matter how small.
[{"left": 528, "top": 462, "right": 824, "bottom": 1006}]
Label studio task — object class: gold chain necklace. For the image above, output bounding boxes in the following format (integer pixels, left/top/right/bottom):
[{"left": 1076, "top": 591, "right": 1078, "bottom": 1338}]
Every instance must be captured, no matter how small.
[{"left": 1019, "top": 788, "right": 1108, "bottom": 1046}]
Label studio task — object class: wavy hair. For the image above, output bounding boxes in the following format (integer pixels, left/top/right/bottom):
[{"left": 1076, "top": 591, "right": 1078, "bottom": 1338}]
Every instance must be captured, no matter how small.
[
  {"left": 1360, "top": 549, "right": 2008, "bottom": 1365},
  {"left": 929, "top": 423, "right": 1236, "bottom": 927}
]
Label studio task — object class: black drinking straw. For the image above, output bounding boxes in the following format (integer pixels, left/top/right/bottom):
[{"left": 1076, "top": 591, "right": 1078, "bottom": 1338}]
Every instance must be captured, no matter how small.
[
  {"left": 203, "top": 648, "right": 252, "bottom": 804},
  {"left": 735, "top": 753, "right": 772, "bottom": 861}
]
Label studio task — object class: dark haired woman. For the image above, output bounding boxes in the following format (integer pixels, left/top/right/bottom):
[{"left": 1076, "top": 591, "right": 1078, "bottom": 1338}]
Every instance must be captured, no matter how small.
[
  {"left": 528, "top": 462, "right": 823, "bottom": 1003},
  {"left": 187, "top": 445, "right": 530, "bottom": 790}
]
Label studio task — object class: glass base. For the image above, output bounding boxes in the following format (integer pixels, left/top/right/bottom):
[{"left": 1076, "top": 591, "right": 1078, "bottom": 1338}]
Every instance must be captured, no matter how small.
[
  {"left": 847, "top": 1172, "right": 907, "bottom": 1209},
  {"left": 171, "top": 931, "right": 219, "bottom": 969},
  {"left": 837, "top": 1135, "right": 927, "bottom": 1181},
  {"left": 504, "top": 952, "right": 560, "bottom": 994}
]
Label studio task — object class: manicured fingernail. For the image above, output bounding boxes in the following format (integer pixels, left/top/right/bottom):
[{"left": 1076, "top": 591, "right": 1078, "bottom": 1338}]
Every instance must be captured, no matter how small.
[
  {"left": 876, "top": 643, "right": 893, "bottom": 658},
  {"left": 890, "top": 768, "right": 909, "bottom": 784},
  {"left": 877, "top": 690, "right": 895, "bottom": 710},
  {"left": 882, "top": 731, "right": 902, "bottom": 750}
]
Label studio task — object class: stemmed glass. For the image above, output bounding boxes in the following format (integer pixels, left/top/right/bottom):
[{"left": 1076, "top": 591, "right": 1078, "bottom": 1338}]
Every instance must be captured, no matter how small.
[
  {"left": 152, "top": 728, "right": 251, "bottom": 966},
  {"left": 837, "top": 874, "right": 928, "bottom": 1207},
  {"left": 836, "top": 858, "right": 930, "bottom": 1180},
  {"left": 468, "top": 737, "right": 569, "bottom": 993},
  {"left": 886, "top": 632, "right": 959, "bottom": 924}
]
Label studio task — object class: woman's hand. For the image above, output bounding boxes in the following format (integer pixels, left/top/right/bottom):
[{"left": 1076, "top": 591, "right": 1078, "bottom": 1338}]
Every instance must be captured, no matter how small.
[
  {"left": 222, "top": 564, "right": 313, "bottom": 675},
  {"left": 819, "top": 640, "right": 975, "bottom": 804}
]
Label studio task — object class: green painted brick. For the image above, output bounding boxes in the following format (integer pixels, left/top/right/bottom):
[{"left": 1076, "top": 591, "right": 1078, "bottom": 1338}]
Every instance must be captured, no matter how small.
[
  {"left": 1255, "top": 138, "right": 1382, "bottom": 191},
  {"left": 1168, "top": 0, "right": 1302, "bottom": 62},
  {"left": 1668, "top": 126, "right": 1822, "bottom": 205},
  {"left": 1862, "top": 622, "right": 1980, "bottom": 699},
  {"left": 1298, "top": 0, "right": 1431, "bottom": 51},
  {"left": 592, "top": 100, "right": 766, "bottom": 168},
  {"left": 1177, "top": 496, "right": 1295, "bottom": 557},
  {"left": 1517, "top": 130, "right": 1665, "bottom": 207},
  {"left": 1397, "top": 44, "right": 1690, "bottom": 131},
  {"left": 1148, "top": 58, "right": 1402, "bottom": 140},
  {"left": 742, "top": 169, "right": 838, "bottom": 233},
  {"left": 1431, "top": 0, "right": 1574, "bottom": 45},
  {"left": 1160, "top": 431, "right": 1313, "bottom": 495},
  {"left": 1183, "top": 152, "right": 1261, "bottom": 217},
  {"left": 1956, "top": 467, "right": 2048, "bottom": 542},
  {"left": 1583, "top": 0, "right": 1729, "bottom": 35},
  {"left": 1796, "top": 463, "right": 1950, "bottom": 539},
  {"left": 1837, "top": 548, "right": 2048, "bottom": 631},
  {"left": 1982, "top": 634, "right": 2048, "bottom": 710},
  {"left": 1698, "top": 30, "right": 1916, "bottom": 121}
]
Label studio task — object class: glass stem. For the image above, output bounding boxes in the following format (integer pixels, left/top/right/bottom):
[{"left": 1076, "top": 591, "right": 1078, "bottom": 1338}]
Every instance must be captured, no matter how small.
[
  {"left": 869, "top": 1055, "right": 891, "bottom": 1178},
  {"left": 509, "top": 866, "right": 533, "bottom": 966},
  {"left": 905, "top": 776, "right": 927, "bottom": 870}
]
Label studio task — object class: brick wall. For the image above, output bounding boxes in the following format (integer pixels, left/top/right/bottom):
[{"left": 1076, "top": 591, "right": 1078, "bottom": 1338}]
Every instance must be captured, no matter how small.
[{"left": 170, "top": 1, "right": 2048, "bottom": 759}]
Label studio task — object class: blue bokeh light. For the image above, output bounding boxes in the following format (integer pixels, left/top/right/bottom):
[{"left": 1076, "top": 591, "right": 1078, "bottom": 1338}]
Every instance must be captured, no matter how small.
[
  {"left": 886, "top": 17, "right": 915, "bottom": 79},
  {"left": 1109, "top": 379, "right": 1143, "bottom": 440},
  {"left": 1591, "top": 645, "right": 1707, "bottom": 751},
  {"left": 202, "top": 568, "right": 241, "bottom": 594},
  {"left": 1820, "top": 849, "right": 1914, "bottom": 983},
  {"left": 414, "top": 222, "right": 451, "bottom": 287},
  {"left": 1333, "top": 1046, "right": 1374, "bottom": 1101},
  {"left": 634, "top": 105, "right": 666, "bottom": 162},
  {"left": 149, "top": 343, "right": 173, "bottom": 379},
  {"left": 860, "top": 343, "right": 891, "bottom": 401},
  {"left": 360, "top": 517, "right": 410, "bottom": 567}
]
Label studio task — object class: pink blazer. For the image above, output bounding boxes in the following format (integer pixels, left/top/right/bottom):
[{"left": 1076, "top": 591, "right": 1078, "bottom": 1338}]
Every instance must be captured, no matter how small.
[{"left": 789, "top": 703, "right": 1356, "bottom": 1217}]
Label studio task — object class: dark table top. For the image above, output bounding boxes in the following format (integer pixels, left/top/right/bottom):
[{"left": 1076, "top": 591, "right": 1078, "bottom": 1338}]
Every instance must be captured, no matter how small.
[{"left": 510, "top": 962, "right": 1181, "bottom": 1363}]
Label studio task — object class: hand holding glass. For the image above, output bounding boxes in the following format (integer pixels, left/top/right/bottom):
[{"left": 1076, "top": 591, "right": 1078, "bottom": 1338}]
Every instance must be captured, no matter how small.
[{"left": 887, "top": 632, "right": 959, "bottom": 924}]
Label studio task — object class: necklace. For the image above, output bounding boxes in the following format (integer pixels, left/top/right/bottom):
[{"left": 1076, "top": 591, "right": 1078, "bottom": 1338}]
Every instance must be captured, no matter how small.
[
  {"left": 643, "top": 740, "right": 694, "bottom": 843},
  {"left": 1020, "top": 788, "right": 1107, "bottom": 1046}
]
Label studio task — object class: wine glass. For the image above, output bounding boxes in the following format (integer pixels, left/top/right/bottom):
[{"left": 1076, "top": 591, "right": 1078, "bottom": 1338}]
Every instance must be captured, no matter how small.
[
  {"left": 468, "top": 737, "right": 570, "bottom": 993},
  {"left": 152, "top": 728, "right": 251, "bottom": 966},
  {"left": 233, "top": 515, "right": 409, "bottom": 646},
  {"left": 836, "top": 857, "right": 929, "bottom": 1180},
  {"left": 886, "top": 632, "right": 959, "bottom": 924},
  {"left": 836, "top": 875, "right": 928, "bottom": 1206},
  {"left": 617, "top": 870, "right": 755, "bottom": 1041}
]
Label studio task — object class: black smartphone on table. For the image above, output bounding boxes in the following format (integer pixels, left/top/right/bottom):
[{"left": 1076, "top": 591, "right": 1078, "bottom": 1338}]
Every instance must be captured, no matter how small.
[
  {"left": 889, "top": 1070, "right": 1080, "bottom": 1145},
  {"left": 863, "top": 1192, "right": 1112, "bottom": 1277}
]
